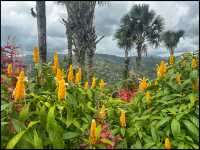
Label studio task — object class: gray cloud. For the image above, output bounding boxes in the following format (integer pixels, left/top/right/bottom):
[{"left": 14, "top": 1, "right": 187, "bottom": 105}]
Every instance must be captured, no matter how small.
[{"left": 1, "top": 1, "right": 199, "bottom": 57}]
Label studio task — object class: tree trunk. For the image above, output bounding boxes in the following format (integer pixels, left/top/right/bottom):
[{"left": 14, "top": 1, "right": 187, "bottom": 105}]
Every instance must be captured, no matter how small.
[
  {"left": 66, "top": 29, "right": 72, "bottom": 65},
  {"left": 136, "top": 44, "right": 142, "bottom": 67},
  {"left": 124, "top": 48, "right": 129, "bottom": 79},
  {"left": 170, "top": 47, "right": 174, "bottom": 56},
  {"left": 36, "top": 1, "right": 47, "bottom": 63},
  {"left": 87, "top": 48, "right": 95, "bottom": 85}
]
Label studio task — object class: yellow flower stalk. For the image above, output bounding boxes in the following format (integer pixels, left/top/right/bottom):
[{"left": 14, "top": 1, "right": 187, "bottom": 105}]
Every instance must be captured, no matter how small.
[
  {"left": 68, "top": 64, "right": 74, "bottom": 82},
  {"left": 139, "top": 77, "right": 148, "bottom": 91},
  {"left": 89, "top": 119, "right": 97, "bottom": 145},
  {"left": 169, "top": 55, "right": 174, "bottom": 65},
  {"left": 33, "top": 47, "right": 39, "bottom": 64},
  {"left": 145, "top": 91, "right": 152, "bottom": 105},
  {"left": 99, "top": 105, "right": 106, "bottom": 119},
  {"left": 58, "top": 79, "right": 66, "bottom": 101},
  {"left": 192, "top": 80, "right": 199, "bottom": 92},
  {"left": 13, "top": 71, "right": 25, "bottom": 101},
  {"left": 120, "top": 110, "right": 126, "bottom": 128},
  {"left": 7, "top": 64, "right": 12, "bottom": 76},
  {"left": 52, "top": 52, "right": 59, "bottom": 74},
  {"left": 84, "top": 81, "right": 89, "bottom": 90},
  {"left": 91, "top": 76, "right": 96, "bottom": 88},
  {"left": 75, "top": 68, "right": 82, "bottom": 84},
  {"left": 56, "top": 68, "right": 63, "bottom": 82},
  {"left": 164, "top": 138, "right": 172, "bottom": 149},
  {"left": 191, "top": 58, "right": 197, "bottom": 69},
  {"left": 99, "top": 79, "right": 106, "bottom": 89},
  {"left": 154, "top": 79, "right": 158, "bottom": 86},
  {"left": 157, "top": 61, "right": 167, "bottom": 77},
  {"left": 175, "top": 73, "right": 181, "bottom": 84}
]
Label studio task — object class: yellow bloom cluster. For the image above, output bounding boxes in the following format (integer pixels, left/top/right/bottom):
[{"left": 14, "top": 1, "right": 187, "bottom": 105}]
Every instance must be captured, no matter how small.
[
  {"left": 56, "top": 68, "right": 63, "bottom": 81},
  {"left": 58, "top": 79, "right": 66, "bottom": 101},
  {"left": 99, "top": 105, "right": 106, "bottom": 119},
  {"left": 157, "top": 61, "right": 167, "bottom": 77},
  {"left": 13, "top": 71, "right": 26, "bottom": 101},
  {"left": 99, "top": 79, "right": 106, "bottom": 89},
  {"left": 89, "top": 119, "right": 97, "bottom": 145},
  {"left": 175, "top": 73, "right": 181, "bottom": 84},
  {"left": 191, "top": 58, "right": 197, "bottom": 69},
  {"left": 139, "top": 77, "right": 148, "bottom": 91},
  {"left": 33, "top": 47, "right": 39, "bottom": 64},
  {"left": 7, "top": 64, "right": 12, "bottom": 76},
  {"left": 164, "top": 138, "right": 172, "bottom": 149},
  {"left": 169, "top": 55, "right": 174, "bottom": 65},
  {"left": 120, "top": 110, "right": 126, "bottom": 128},
  {"left": 68, "top": 64, "right": 74, "bottom": 82},
  {"left": 145, "top": 91, "right": 152, "bottom": 105},
  {"left": 52, "top": 52, "right": 59, "bottom": 74},
  {"left": 84, "top": 81, "right": 89, "bottom": 90},
  {"left": 91, "top": 76, "right": 96, "bottom": 88},
  {"left": 75, "top": 68, "right": 82, "bottom": 84}
]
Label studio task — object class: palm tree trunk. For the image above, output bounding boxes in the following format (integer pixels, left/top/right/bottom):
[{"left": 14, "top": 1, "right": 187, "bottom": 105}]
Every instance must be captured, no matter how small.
[
  {"left": 136, "top": 44, "right": 142, "bottom": 67},
  {"left": 67, "top": 30, "right": 72, "bottom": 65},
  {"left": 87, "top": 49, "right": 94, "bottom": 85},
  {"left": 124, "top": 48, "right": 129, "bottom": 79},
  {"left": 36, "top": 1, "right": 47, "bottom": 63},
  {"left": 170, "top": 47, "right": 174, "bottom": 56}
]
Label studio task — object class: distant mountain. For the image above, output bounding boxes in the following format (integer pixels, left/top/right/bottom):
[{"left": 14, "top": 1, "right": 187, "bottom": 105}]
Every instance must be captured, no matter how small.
[{"left": 21, "top": 53, "right": 167, "bottom": 84}]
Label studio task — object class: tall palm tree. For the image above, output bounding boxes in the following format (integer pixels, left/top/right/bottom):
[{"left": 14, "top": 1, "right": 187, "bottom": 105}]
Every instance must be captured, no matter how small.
[
  {"left": 161, "top": 30, "right": 184, "bottom": 56},
  {"left": 58, "top": 1, "right": 106, "bottom": 84},
  {"left": 31, "top": 1, "right": 47, "bottom": 63},
  {"left": 126, "top": 4, "right": 164, "bottom": 66},
  {"left": 114, "top": 15, "right": 134, "bottom": 79}
]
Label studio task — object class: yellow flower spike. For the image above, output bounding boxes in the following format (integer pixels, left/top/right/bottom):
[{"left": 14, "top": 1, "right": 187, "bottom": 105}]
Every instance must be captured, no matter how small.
[
  {"left": 164, "top": 138, "right": 172, "bottom": 149},
  {"left": 68, "top": 64, "right": 74, "bottom": 82},
  {"left": 7, "top": 64, "right": 12, "bottom": 76},
  {"left": 56, "top": 68, "right": 63, "bottom": 82},
  {"left": 175, "top": 73, "right": 181, "bottom": 84},
  {"left": 13, "top": 71, "right": 26, "bottom": 101},
  {"left": 91, "top": 76, "right": 96, "bottom": 88},
  {"left": 89, "top": 119, "right": 97, "bottom": 145},
  {"left": 157, "top": 61, "right": 167, "bottom": 77},
  {"left": 33, "top": 47, "right": 39, "bottom": 64},
  {"left": 99, "top": 79, "right": 106, "bottom": 89},
  {"left": 191, "top": 58, "right": 197, "bottom": 69},
  {"left": 58, "top": 79, "right": 66, "bottom": 101},
  {"left": 192, "top": 80, "right": 199, "bottom": 92},
  {"left": 99, "top": 105, "right": 106, "bottom": 119},
  {"left": 154, "top": 79, "right": 158, "bottom": 86},
  {"left": 75, "top": 67, "right": 82, "bottom": 84},
  {"left": 84, "top": 81, "right": 89, "bottom": 90},
  {"left": 169, "top": 55, "right": 174, "bottom": 65},
  {"left": 139, "top": 77, "right": 148, "bottom": 91},
  {"left": 145, "top": 91, "right": 152, "bottom": 105},
  {"left": 120, "top": 110, "right": 126, "bottom": 128},
  {"left": 52, "top": 52, "right": 59, "bottom": 74}
]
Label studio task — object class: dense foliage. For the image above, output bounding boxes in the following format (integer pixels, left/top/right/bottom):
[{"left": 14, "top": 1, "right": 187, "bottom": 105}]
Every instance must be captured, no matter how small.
[{"left": 1, "top": 50, "right": 199, "bottom": 149}]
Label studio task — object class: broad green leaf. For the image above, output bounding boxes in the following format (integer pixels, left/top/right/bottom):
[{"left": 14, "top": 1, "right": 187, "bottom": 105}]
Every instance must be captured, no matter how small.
[
  {"left": 100, "top": 138, "right": 112, "bottom": 145},
  {"left": 19, "top": 104, "right": 29, "bottom": 121},
  {"left": 63, "top": 132, "right": 80, "bottom": 140},
  {"left": 33, "top": 130, "right": 43, "bottom": 149},
  {"left": 96, "top": 125, "right": 102, "bottom": 139},
  {"left": 151, "top": 126, "right": 157, "bottom": 141},
  {"left": 189, "top": 116, "right": 199, "bottom": 128},
  {"left": 171, "top": 118, "right": 181, "bottom": 137},
  {"left": 27, "top": 121, "right": 40, "bottom": 129},
  {"left": 144, "top": 142, "right": 155, "bottom": 149},
  {"left": 183, "top": 120, "right": 199, "bottom": 138},
  {"left": 6, "top": 130, "right": 26, "bottom": 149},
  {"left": 120, "top": 128, "right": 125, "bottom": 137},
  {"left": 156, "top": 117, "right": 170, "bottom": 129}
]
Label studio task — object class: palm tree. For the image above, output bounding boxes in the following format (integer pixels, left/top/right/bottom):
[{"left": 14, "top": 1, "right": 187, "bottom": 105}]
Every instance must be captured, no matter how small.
[
  {"left": 161, "top": 30, "right": 184, "bottom": 56},
  {"left": 58, "top": 1, "right": 106, "bottom": 84},
  {"left": 114, "top": 15, "right": 134, "bottom": 79},
  {"left": 31, "top": 2, "right": 47, "bottom": 63},
  {"left": 126, "top": 4, "right": 164, "bottom": 66}
]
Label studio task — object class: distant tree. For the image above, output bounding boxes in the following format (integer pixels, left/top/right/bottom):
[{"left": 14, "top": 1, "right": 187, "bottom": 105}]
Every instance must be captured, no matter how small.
[
  {"left": 114, "top": 15, "right": 134, "bottom": 79},
  {"left": 123, "top": 4, "right": 164, "bottom": 66},
  {"left": 31, "top": 1, "right": 47, "bottom": 63},
  {"left": 161, "top": 30, "right": 184, "bottom": 56}
]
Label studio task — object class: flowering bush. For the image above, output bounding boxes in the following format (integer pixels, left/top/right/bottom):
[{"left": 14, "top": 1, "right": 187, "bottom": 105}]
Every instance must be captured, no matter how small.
[{"left": 1, "top": 48, "right": 199, "bottom": 149}]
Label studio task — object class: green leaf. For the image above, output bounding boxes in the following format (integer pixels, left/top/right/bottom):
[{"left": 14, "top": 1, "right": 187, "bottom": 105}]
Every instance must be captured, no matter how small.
[
  {"left": 96, "top": 125, "right": 102, "bottom": 139},
  {"left": 6, "top": 130, "right": 26, "bottom": 149},
  {"left": 156, "top": 117, "right": 171, "bottom": 129},
  {"left": 171, "top": 118, "right": 181, "bottom": 137},
  {"left": 19, "top": 104, "right": 29, "bottom": 121},
  {"left": 63, "top": 132, "right": 80, "bottom": 140},
  {"left": 183, "top": 120, "right": 199, "bottom": 138},
  {"left": 189, "top": 116, "right": 199, "bottom": 128},
  {"left": 120, "top": 128, "right": 125, "bottom": 137},
  {"left": 100, "top": 138, "right": 112, "bottom": 145},
  {"left": 33, "top": 129, "right": 43, "bottom": 149},
  {"left": 151, "top": 126, "right": 157, "bottom": 141},
  {"left": 144, "top": 142, "right": 155, "bottom": 149},
  {"left": 27, "top": 121, "right": 40, "bottom": 129}
]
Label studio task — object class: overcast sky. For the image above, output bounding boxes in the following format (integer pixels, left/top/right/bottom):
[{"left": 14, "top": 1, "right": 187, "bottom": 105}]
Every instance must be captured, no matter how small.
[{"left": 1, "top": 1, "right": 199, "bottom": 57}]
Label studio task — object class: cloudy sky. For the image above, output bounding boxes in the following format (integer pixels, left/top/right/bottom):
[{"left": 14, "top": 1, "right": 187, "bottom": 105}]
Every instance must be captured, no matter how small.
[{"left": 1, "top": 1, "right": 199, "bottom": 57}]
